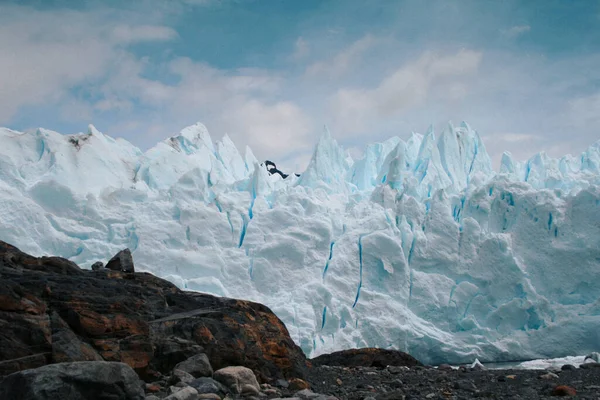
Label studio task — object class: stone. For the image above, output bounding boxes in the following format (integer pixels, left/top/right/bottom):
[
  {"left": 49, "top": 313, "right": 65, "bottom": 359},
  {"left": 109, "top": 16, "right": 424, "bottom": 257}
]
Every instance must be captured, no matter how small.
[
  {"left": 153, "top": 336, "right": 205, "bottom": 374},
  {"left": 288, "top": 378, "right": 310, "bottom": 391},
  {"left": 170, "top": 369, "right": 196, "bottom": 385},
  {"left": 106, "top": 248, "right": 135, "bottom": 273},
  {"left": 146, "top": 396, "right": 161, "bottom": 400},
  {"left": 145, "top": 384, "right": 162, "bottom": 393},
  {"left": 92, "top": 261, "right": 104, "bottom": 271},
  {"left": 241, "top": 383, "right": 261, "bottom": 395},
  {"left": 51, "top": 328, "right": 103, "bottom": 363},
  {"left": 275, "top": 379, "right": 290, "bottom": 388},
  {"left": 197, "top": 395, "right": 221, "bottom": 400},
  {"left": 189, "top": 377, "right": 228, "bottom": 396},
  {"left": 539, "top": 372, "right": 559, "bottom": 380},
  {"left": 164, "top": 386, "right": 200, "bottom": 400},
  {"left": 551, "top": 385, "right": 576, "bottom": 396},
  {"left": 437, "top": 364, "right": 453, "bottom": 371},
  {"left": 0, "top": 361, "right": 144, "bottom": 399},
  {"left": 580, "top": 362, "right": 600, "bottom": 369},
  {"left": 561, "top": 364, "right": 576, "bottom": 371},
  {"left": 174, "top": 354, "right": 213, "bottom": 378},
  {"left": 213, "top": 366, "right": 260, "bottom": 395},
  {"left": 310, "top": 348, "right": 422, "bottom": 368},
  {"left": 0, "top": 240, "right": 308, "bottom": 381}
]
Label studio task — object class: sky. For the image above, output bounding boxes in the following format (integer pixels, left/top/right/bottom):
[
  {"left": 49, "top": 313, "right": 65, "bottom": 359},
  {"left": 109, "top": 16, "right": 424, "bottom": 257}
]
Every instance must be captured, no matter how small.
[{"left": 1, "top": 0, "right": 599, "bottom": 171}]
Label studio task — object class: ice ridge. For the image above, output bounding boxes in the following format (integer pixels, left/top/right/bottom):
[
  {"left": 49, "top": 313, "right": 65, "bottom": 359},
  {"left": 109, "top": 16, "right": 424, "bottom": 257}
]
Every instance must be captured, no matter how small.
[{"left": 1, "top": 121, "right": 599, "bottom": 365}]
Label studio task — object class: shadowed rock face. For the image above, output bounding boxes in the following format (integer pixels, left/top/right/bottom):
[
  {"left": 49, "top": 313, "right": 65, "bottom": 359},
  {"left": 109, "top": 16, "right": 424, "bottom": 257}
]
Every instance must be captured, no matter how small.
[
  {"left": 0, "top": 241, "right": 308, "bottom": 382},
  {"left": 310, "top": 348, "right": 422, "bottom": 369}
]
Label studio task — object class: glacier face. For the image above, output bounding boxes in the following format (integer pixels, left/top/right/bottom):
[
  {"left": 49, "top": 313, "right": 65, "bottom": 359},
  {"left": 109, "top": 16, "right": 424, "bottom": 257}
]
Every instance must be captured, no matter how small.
[{"left": 1, "top": 122, "right": 600, "bottom": 365}]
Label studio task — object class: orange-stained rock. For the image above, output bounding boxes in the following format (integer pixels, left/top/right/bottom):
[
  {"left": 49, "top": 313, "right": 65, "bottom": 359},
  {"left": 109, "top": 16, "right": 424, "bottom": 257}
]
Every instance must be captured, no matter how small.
[
  {"left": 288, "top": 378, "right": 310, "bottom": 391},
  {"left": 552, "top": 385, "right": 576, "bottom": 396},
  {"left": 0, "top": 240, "right": 308, "bottom": 382}
]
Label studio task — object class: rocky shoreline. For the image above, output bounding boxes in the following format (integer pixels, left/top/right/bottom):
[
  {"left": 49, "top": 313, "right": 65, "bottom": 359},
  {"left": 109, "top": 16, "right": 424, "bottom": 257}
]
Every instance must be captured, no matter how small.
[{"left": 0, "top": 240, "right": 599, "bottom": 400}]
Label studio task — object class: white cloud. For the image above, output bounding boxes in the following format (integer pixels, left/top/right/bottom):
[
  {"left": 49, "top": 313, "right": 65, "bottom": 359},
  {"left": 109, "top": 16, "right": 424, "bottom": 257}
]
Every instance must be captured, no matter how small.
[
  {"left": 111, "top": 25, "right": 178, "bottom": 43},
  {"left": 329, "top": 49, "right": 482, "bottom": 133},
  {"left": 306, "top": 34, "right": 376, "bottom": 78},
  {"left": 291, "top": 37, "right": 310, "bottom": 60},
  {"left": 503, "top": 25, "right": 531, "bottom": 38}
]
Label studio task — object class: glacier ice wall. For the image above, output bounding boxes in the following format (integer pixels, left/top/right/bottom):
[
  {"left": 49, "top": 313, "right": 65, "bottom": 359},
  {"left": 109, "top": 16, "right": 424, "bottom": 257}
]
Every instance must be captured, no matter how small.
[{"left": 1, "top": 122, "right": 600, "bottom": 364}]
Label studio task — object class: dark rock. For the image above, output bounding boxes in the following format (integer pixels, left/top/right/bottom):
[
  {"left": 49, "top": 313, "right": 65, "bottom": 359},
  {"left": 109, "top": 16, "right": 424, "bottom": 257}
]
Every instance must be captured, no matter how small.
[
  {"left": 561, "top": 364, "right": 577, "bottom": 371},
  {"left": 152, "top": 336, "right": 205, "bottom": 374},
  {"left": 437, "top": 364, "right": 453, "bottom": 371},
  {"left": 163, "top": 386, "right": 199, "bottom": 400},
  {"left": 174, "top": 353, "right": 213, "bottom": 378},
  {"left": 310, "top": 348, "right": 422, "bottom": 369},
  {"left": 0, "top": 361, "right": 144, "bottom": 399},
  {"left": 0, "top": 240, "right": 308, "bottom": 382},
  {"left": 580, "top": 362, "right": 600, "bottom": 369},
  {"left": 106, "top": 248, "right": 135, "bottom": 273},
  {"left": 170, "top": 369, "right": 195, "bottom": 385},
  {"left": 92, "top": 261, "right": 104, "bottom": 271},
  {"left": 189, "top": 377, "right": 228, "bottom": 395},
  {"left": 551, "top": 385, "right": 576, "bottom": 396}
]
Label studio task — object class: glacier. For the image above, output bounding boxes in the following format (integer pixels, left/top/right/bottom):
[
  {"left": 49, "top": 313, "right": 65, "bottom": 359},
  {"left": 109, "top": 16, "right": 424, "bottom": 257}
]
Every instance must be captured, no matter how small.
[{"left": 1, "top": 121, "right": 599, "bottom": 365}]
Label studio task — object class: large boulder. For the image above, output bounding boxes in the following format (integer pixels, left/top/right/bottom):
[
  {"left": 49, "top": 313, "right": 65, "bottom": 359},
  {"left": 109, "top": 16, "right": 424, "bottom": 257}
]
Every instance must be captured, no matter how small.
[
  {"left": 0, "top": 361, "right": 144, "bottom": 400},
  {"left": 0, "top": 241, "right": 309, "bottom": 382},
  {"left": 310, "top": 348, "right": 422, "bottom": 368},
  {"left": 106, "top": 248, "right": 134, "bottom": 273}
]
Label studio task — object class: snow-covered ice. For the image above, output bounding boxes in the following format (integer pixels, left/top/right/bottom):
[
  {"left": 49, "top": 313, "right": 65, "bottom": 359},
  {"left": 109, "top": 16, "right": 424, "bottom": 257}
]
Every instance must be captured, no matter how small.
[{"left": 1, "top": 121, "right": 599, "bottom": 365}]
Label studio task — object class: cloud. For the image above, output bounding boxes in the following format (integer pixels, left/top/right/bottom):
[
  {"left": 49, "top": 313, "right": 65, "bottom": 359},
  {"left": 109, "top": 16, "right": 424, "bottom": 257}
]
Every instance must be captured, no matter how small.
[
  {"left": 0, "top": 5, "right": 177, "bottom": 122},
  {"left": 291, "top": 37, "right": 310, "bottom": 60},
  {"left": 329, "top": 49, "right": 482, "bottom": 133},
  {"left": 502, "top": 25, "right": 531, "bottom": 38},
  {"left": 306, "top": 34, "right": 377, "bottom": 78},
  {"left": 111, "top": 25, "right": 178, "bottom": 43}
]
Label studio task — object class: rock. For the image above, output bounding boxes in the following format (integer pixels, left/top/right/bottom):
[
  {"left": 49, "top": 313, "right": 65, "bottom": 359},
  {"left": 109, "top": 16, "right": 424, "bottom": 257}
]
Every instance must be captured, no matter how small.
[
  {"left": 189, "top": 377, "right": 228, "bottom": 395},
  {"left": 146, "top": 396, "right": 161, "bottom": 400},
  {"left": 213, "top": 366, "right": 260, "bottom": 395},
  {"left": 437, "top": 364, "right": 453, "bottom": 371},
  {"left": 310, "top": 348, "right": 422, "bottom": 368},
  {"left": 580, "top": 362, "right": 600, "bottom": 369},
  {"left": 174, "top": 354, "right": 213, "bottom": 378},
  {"left": 106, "top": 248, "right": 135, "bottom": 273},
  {"left": 288, "top": 378, "right": 310, "bottom": 391},
  {"left": 0, "top": 361, "right": 144, "bottom": 399},
  {"left": 153, "top": 336, "right": 205, "bottom": 374},
  {"left": 0, "top": 241, "right": 308, "bottom": 381},
  {"left": 164, "top": 386, "right": 200, "bottom": 400},
  {"left": 51, "top": 328, "right": 104, "bottom": 363},
  {"left": 275, "top": 379, "right": 290, "bottom": 388},
  {"left": 539, "top": 372, "right": 559, "bottom": 380},
  {"left": 551, "top": 385, "right": 576, "bottom": 396},
  {"left": 145, "top": 383, "right": 162, "bottom": 393},
  {"left": 92, "top": 261, "right": 105, "bottom": 271},
  {"left": 170, "top": 386, "right": 184, "bottom": 394},
  {"left": 241, "top": 383, "right": 261, "bottom": 395},
  {"left": 561, "top": 364, "right": 576, "bottom": 371},
  {"left": 171, "top": 369, "right": 196, "bottom": 385},
  {"left": 197, "top": 395, "right": 220, "bottom": 400}
]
